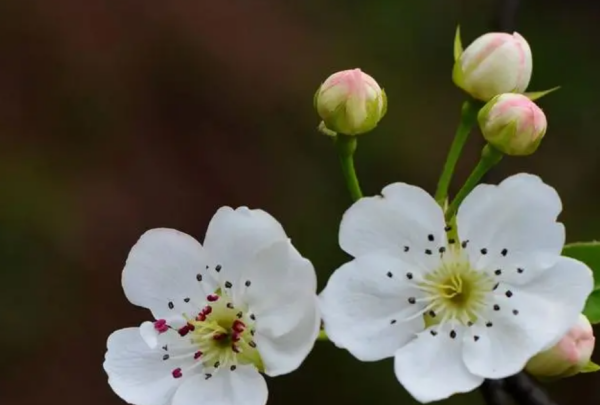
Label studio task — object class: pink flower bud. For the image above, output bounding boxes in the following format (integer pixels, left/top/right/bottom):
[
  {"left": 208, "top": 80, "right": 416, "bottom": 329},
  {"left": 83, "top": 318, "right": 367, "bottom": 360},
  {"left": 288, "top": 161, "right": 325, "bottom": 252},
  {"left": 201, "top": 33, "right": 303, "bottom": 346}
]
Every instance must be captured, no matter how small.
[
  {"left": 526, "top": 314, "right": 596, "bottom": 379},
  {"left": 315, "top": 69, "right": 386, "bottom": 136},
  {"left": 453, "top": 32, "right": 532, "bottom": 101},
  {"left": 477, "top": 93, "right": 547, "bottom": 156}
]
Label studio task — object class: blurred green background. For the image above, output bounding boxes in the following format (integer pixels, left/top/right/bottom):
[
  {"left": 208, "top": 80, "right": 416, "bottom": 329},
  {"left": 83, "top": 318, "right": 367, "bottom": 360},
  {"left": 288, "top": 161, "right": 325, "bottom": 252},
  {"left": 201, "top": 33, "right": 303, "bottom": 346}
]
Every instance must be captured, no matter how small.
[{"left": 0, "top": 0, "right": 598, "bottom": 404}]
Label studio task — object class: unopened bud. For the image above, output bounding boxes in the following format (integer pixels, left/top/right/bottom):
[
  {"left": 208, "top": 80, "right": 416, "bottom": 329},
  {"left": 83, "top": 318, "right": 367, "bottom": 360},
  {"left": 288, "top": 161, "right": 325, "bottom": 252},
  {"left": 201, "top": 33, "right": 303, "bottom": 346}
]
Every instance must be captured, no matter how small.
[
  {"left": 453, "top": 32, "right": 532, "bottom": 101},
  {"left": 478, "top": 93, "right": 547, "bottom": 156},
  {"left": 315, "top": 69, "right": 386, "bottom": 136},
  {"left": 526, "top": 314, "right": 596, "bottom": 379}
]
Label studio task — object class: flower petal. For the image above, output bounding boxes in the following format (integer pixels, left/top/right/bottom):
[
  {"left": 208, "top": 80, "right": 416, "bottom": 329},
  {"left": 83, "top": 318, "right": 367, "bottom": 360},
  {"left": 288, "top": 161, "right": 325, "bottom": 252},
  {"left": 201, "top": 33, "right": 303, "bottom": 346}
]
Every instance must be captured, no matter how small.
[
  {"left": 104, "top": 327, "right": 194, "bottom": 405},
  {"left": 339, "top": 183, "right": 446, "bottom": 269},
  {"left": 254, "top": 294, "right": 320, "bottom": 377},
  {"left": 320, "top": 253, "right": 425, "bottom": 361},
  {"left": 462, "top": 257, "right": 593, "bottom": 379},
  {"left": 172, "top": 366, "right": 267, "bottom": 405},
  {"left": 203, "top": 207, "right": 288, "bottom": 286},
  {"left": 122, "top": 228, "right": 217, "bottom": 319},
  {"left": 394, "top": 325, "right": 483, "bottom": 403},
  {"left": 457, "top": 173, "right": 564, "bottom": 279}
]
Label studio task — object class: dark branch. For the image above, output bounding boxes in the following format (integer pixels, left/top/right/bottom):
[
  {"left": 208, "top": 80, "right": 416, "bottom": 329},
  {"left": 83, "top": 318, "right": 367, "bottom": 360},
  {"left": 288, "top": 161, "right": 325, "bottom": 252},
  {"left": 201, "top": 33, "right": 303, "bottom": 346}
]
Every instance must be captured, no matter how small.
[
  {"left": 480, "top": 379, "right": 513, "bottom": 405},
  {"left": 504, "top": 372, "right": 561, "bottom": 405}
]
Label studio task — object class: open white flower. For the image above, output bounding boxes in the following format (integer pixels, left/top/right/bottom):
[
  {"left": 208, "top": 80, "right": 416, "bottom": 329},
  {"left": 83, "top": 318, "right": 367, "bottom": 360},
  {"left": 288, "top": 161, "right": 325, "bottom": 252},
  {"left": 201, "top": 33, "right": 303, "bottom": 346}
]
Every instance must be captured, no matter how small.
[
  {"left": 319, "top": 173, "right": 593, "bottom": 403},
  {"left": 104, "top": 207, "right": 320, "bottom": 405}
]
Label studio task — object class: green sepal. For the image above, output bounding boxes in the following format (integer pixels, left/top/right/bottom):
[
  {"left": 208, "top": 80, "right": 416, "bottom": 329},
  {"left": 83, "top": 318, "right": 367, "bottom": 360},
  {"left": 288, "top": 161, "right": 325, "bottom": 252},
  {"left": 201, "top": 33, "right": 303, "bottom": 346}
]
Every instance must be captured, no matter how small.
[
  {"left": 580, "top": 361, "right": 600, "bottom": 374},
  {"left": 318, "top": 121, "right": 337, "bottom": 137},
  {"left": 454, "top": 25, "right": 463, "bottom": 62},
  {"left": 524, "top": 86, "right": 561, "bottom": 101}
]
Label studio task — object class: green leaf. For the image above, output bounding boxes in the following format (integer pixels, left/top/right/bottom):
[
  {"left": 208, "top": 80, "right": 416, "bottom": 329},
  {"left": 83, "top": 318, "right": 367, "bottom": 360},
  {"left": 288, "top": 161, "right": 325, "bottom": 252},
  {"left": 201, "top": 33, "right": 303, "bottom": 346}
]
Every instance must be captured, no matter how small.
[
  {"left": 583, "top": 290, "right": 600, "bottom": 324},
  {"left": 562, "top": 241, "right": 600, "bottom": 289},
  {"left": 523, "top": 86, "right": 561, "bottom": 101},
  {"left": 453, "top": 25, "right": 463, "bottom": 62},
  {"left": 580, "top": 360, "right": 600, "bottom": 374}
]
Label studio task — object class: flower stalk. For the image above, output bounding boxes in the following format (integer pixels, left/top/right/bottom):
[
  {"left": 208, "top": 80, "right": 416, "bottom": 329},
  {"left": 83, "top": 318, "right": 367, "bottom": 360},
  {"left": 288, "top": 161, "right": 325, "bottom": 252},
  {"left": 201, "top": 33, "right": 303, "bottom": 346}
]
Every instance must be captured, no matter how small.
[
  {"left": 336, "top": 135, "right": 363, "bottom": 201},
  {"left": 434, "top": 99, "right": 479, "bottom": 205}
]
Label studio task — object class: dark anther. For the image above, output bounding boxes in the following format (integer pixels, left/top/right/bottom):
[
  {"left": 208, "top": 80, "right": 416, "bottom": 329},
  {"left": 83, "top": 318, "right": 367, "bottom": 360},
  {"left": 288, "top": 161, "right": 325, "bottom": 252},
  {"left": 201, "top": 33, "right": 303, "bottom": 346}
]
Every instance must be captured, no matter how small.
[
  {"left": 445, "top": 225, "right": 452, "bottom": 232},
  {"left": 513, "top": 309, "right": 519, "bottom": 315},
  {"left": 250, "top": 314, "right": 256, "bottom": 321},
  {"left": 249, "top": 341, "right": 257, "bottom": 348},
  {"left": 163, "top": 354, "right": 170, "bottom": 361},
  {"left": 205, "top": 265, "right": 209, "bottom": 269},
  {"left": 486, "top": 321, "right": 493, "bottom": 327},
  {"left": 439, "top": 247, "right": 446, "bottom": 253},
  {"left": 449, "top": 238, "right": 456, "bottom": 244},
  {"left": 493, "top": 304, "right": 500, "bottom": 311},
  {"left": 225, "top": 281, "right": 233, "bottom": 288},
  {"left": 493, "top": 283, "right": 499, "bottom": 291},
  {"left": 408, "top": 297, "right": 416, "bottom": 304},
  {"left": 390, "top": 319, "right": 397, "bottom": 325},
  {"left": 428, "top": 234, "right": 435, "bottom": 242},
  {"left": 501, "top": 248, "right": 508, "bottom": 256},
  {"left": 184, "top": 298, "right": 190, "bottom": 303},
  {"left": 506, "top": 290, "right": 513, "bottom": 298},
  {"left": 215, "top": 265, "right": 222, "bottom": 272},
  {"left": 450, "top": 330, "right": 457, "bottom": 339},
  {"left": 214, "top": 361, "right": 220, "bottom": 368},
  {"left": 517, "top": 267, "right": 524, "bottom": 274},
  {"left": 227, "top": 302, "right": 234, "bottom": 309},
  {"left": 237, "top": 312, "right": 243, "bottom": 319},
  {"left": 467, "top": 321, "right": 473, "bottom": 327},
  {"left": 494, "top": 269, "right": 502, "bottom": 276},
  {"left": 430, "top": 330, "right": 438, "bottom": 336},
  {"left": 481, "top": 248, "right": 488, "bottom": 255},
  {"left": 474, "top": 335, "right": 480, "bottom": 342},
  {"left": 425, "top": 249, "right": 432, "bottom": 255},
  {"left": 205, "top": 374, "right": 212, "bottom": 380},
  {"left": 461, "top": 240, "right": 469, "bottom": 248},
  {"left": 245, "top": 280, "right": 251, "bottom": 287},
  {"left": 168, "top": 301, "right": 174, "bottom": 310},
  {"left": 404, "top": 246, "right": 410, "bottom": 252},
  {"left": 387, "top": 271, "right": 393, "bottom": 278},
  {"left": 162, "top": 345, "right": 168, "bottom": 351},
  {"left": 406, "top": 272, "right": 413, "bottom": 280},
  {"left": 230, "top": 365, "right": 237, "bottom": 371},
  {"left": 196, "top": 274, "right": 203, "bottom": 282},
  {"left": 429, "top": 310, "right": 436, "bottom": 318}
]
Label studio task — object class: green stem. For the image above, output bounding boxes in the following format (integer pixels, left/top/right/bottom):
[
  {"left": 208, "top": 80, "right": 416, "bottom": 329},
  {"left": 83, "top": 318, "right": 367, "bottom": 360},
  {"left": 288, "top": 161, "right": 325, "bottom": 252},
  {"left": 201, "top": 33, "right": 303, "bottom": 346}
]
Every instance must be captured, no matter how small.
[
  {"left": 336, "top": 135, "right": 363, "bottom": 201},
  {"left": 445, "top": 144, "right": 503, "bottom": 221},
  {"left": 434, "top": 99, "right": 479, "bottom": 205}
]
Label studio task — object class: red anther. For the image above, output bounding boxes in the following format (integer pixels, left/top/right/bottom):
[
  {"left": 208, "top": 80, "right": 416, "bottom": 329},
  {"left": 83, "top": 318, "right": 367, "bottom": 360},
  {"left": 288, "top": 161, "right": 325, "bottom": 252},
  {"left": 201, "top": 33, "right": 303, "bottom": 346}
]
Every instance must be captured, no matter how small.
[
  {"left": 231, "top": 332, "right": 241, "bottom": 342},
  {"left": 178, "top": 324, "right": 191, "bottom": 337},
  {"left": 232, "top": 344, "right": 240, "bottom": 353},
  {"left": 202, "top": 306, "right": 213, "bottom": 315},
  {"left": 194, "top": 351, "right": 203, "bottom": 360},
  {"left": 207, "top": 294, "right": 219, "bottom": 302},
  {"left": 232, "top": 320, "right": 246, "bottom": 333},
  {"left": 212, "top": 332, "right": 227, "bottom": 341},
  {"left": 154, "top": 319, "right": 169, "bottom": 333},
  {"left": 186, "top": 322, "right": 195, "bottom": 332},
  {"left": 196, "top": 313, "right": 207, "bottom": 322},
  {"left": 172, "top": 368, "right": 183, "bottom": 379}
]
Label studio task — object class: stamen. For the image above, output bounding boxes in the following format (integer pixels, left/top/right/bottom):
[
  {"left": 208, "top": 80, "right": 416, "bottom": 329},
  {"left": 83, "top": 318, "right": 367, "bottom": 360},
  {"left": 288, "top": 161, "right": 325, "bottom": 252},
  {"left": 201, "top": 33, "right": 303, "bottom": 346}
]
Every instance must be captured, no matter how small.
[
  {"left": 513, "top": 309, "right": 519, "bottom": 315},
  {"left": 168, "top": 301, "right": 174, "bottom": 310},
  {"left": 245, "top": 280, "right": 251, "bottom": 287},
  {"left": 480, "top": 248, "right": 488, "bottom": 255},
  {"left": 207, "top": 294, "right": 219, "bottom": 302},
  {"left": 494, "top": 269, "right": 502, "bottom": 276},
  {"left": 196, "top": 274, "right": 203, "bottom": 281},
  {"left": 215, "top": 265, "right": 222, "bottom": 272},
  {"left": 425, "top": 249, "right": 432, "bottom": 255},
  {"left": 406, "top": 272, "right": 413, "bottom": 280},
  {"left": 445, "top": 225, "right": 452, "bottom": 232},
  {"left": 501, "top": 248, "right": 508, "bottom": 256},
  {"left": 404, "top": 246, "right": 410, "bottom": 252},
  {"left": 230, "top": 365, "right": 237, "bottom": 371},
  {"left": 172, "top": 368, "right": 183, "bottom": 379},
  {"left": 194, "top": 351, "right": 203, "bottom": 359},
  {"left": 517, "top": 268, "right": 524, "bottom": 274},
  {"left": 163, "top": 354, "right": 170, "bottom": 361},
  {"left": 428, "top": 234, "right": 435, "bottom": 242},
  {"left": 224, "top": 281, "right": 233, "bottom": 288},
  {"left": 493, "top": 304, "right": 500, "bottom": 311},
  {"left": 505, "top": 290, "right": 513, "bottom": 298},
  {"left": 154, "top": 319, "right": 169, "bottom": 333},
  {"left": 387, "top": 271, "right": 393, "bottom": 278}
]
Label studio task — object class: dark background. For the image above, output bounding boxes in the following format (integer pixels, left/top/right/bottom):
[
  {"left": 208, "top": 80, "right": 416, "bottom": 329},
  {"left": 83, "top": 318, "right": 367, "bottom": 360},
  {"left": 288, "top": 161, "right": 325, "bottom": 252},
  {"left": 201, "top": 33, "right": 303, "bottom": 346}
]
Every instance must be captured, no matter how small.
[{"left": 0, "top": 0, "right": 598, "bottom": 404}]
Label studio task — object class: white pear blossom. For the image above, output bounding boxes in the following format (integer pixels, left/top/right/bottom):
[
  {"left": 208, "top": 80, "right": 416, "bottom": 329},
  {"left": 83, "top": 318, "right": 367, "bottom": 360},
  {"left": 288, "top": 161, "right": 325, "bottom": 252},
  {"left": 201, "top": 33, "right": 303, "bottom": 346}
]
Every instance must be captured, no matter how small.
[
  {"left": 104, "top": 207, "right": 320, "bottom": 405},
  {"left": 319, "top": 173, "right": 593, "bottom": 403}
]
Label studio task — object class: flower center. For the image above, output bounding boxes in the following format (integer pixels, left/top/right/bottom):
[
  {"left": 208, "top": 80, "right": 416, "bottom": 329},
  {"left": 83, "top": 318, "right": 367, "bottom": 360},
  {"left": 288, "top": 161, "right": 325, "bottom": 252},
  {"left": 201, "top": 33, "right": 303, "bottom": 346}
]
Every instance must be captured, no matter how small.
[{"left": 419, "top": 249, "right": 495, "bottom": 326}]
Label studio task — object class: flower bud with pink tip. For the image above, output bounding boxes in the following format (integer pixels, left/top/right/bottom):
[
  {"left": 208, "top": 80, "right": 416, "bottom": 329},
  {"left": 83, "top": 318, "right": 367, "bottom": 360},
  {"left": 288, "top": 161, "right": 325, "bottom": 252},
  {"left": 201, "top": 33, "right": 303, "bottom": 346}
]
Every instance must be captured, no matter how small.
[
  {"left": 478, "top": 93, "right": 547, "bottom": 156},
  {"left": 315, "top": 69, "right": 387, "bottom": 136},
  {"left": 453, "top": 32, "right": 532, "bottom": 101},
  {"left": 526, "top": 314, "right": 596, "bottom": 379}
]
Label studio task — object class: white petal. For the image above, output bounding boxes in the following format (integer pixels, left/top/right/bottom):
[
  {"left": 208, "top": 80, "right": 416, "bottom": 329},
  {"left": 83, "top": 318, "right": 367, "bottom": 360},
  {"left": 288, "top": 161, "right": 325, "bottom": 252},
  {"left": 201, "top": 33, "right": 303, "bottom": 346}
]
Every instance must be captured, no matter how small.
[
  {"left": 172, "top": 366, "right": 267, "bottom": 405},
  {"left": 457, "top": 173, "right": 564, "bottom": 278},
  {"left": 394, "top": 325, "right": 483, "bottom": 403},
  {"left": 122, "top": 228, "right": 217, "bottom": 319},
  {"left": 203, "top": 207, "right": 288, "bottom": 286},
  {"left": 319, "top": 253, "right": 425, "bottom": 361},
  {"left": 339, "top": 182, "right": 446, "bottom": 270},
  {"left": 104, "top": 327, "right": 193, "bottom": 405},
  {"left": 462, "top": 257, "right": 593, "bottom": 379},
  {"left": 254, "top": 294, "right": 320, "bottom": 377}
]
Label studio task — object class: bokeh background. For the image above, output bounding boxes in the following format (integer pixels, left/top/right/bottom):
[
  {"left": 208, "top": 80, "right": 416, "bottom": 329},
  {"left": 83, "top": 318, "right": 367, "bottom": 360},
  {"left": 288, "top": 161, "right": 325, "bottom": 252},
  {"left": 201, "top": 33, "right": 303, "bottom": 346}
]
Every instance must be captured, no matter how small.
[{"left": 0, "top": 0, "right": 599, "bottom": 404}]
